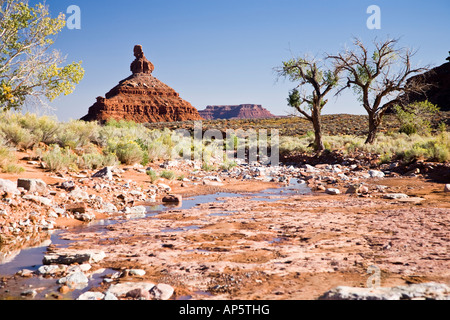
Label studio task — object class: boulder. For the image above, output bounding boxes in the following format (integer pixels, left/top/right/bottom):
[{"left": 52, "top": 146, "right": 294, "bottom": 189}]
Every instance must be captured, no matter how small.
[
  {"left": 319, "top": 282, "right": 450, "bottom": 300},
  {"left": 444, "top": 184, "right": 450, "bottom": 193},
  {"left": 22, "top": 195, "right": 52, "bottom": 206},
  {"left": 92, "top": 167, "right": 113, "bottom": 180},
  {"left": 106, "top": 282, "right": 155, "bottom": 298},
  {"left": 77, "top": 292, "right": 105, "bottom": 300},
  {"left": 17, "top": 179, "right": 47, "bottom": 193},
  {"left": 383, "top": 193, "right": 409, "bottom": 200},
  {"left": 162, "top": 194, "right": 183, "bottom": 203},
  {"left": 325, "top": 188, "right": 341, "bottom": 195},
  {"left": 149, "top": 283, "right": 174, "bottom": 300},
  {"left": 0, "top": 179, "right": 20, "bottom": 195},
  {"left": 43, "top": 250, "right": 106, "bottom": 265},
  {"left": 58, "top": 271, "right": 89, "bottom": 290},
  {"left": 65, "top": 202, "right": 87, "bottom": 213},
  {"left": 368, "top": 170, "right": 385, "bottom": 178}
]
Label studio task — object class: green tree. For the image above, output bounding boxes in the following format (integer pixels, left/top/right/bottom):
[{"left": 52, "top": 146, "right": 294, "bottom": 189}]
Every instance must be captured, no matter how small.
[
  {"left": 394, "top": 100, "right": 439, "bottom": 135},
  {"left": 329, "top": 38, "right": 428, "bottom": 144},
  {"left": 0, "top": 0, "right": 84, "bottom": 111},
  {"left": 277, "top": 56, "right": 342, "bottom": 151}
]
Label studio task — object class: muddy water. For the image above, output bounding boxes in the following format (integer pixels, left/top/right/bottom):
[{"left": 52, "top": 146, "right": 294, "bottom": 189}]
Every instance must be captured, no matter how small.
[{"left": 0, "top": 179, "right": 310, "bottom": 300}]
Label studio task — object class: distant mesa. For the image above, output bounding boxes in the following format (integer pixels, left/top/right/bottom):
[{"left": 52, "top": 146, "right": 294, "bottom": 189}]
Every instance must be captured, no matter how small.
[
  {"left": 401, "top": 55, "right": 450, "bottom": 112},
  {"left": 198, "top": 104, "right": 276, "bottom": 120},
  {"left": 81, "top": 45, "right": 203, "bottom": 123}
]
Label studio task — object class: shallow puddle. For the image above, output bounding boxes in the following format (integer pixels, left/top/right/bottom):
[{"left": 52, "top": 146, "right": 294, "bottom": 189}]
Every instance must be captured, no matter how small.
[{"left": 0, "top": 180, "right": 311, "bottom": 299}]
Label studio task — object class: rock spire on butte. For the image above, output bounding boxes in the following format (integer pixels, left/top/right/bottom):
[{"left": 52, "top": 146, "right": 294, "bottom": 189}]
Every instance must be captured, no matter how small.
[{"left": 81, "top": 45, "right": 203, "bottom": 123}]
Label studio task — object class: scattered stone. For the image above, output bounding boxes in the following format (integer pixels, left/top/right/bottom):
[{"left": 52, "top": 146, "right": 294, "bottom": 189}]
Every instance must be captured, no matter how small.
[
  {"left": 17, "top": 179, "right": 47, "bottom": 194},
  {"left": 404, "top": 168, "right": 420, "bottom": 177},
  {"left": 59, "top": 285, "right": 71, "bottom": 294},
  {"left": 162, "top": 194, "right": 182, "bottom": 203},
  {"left": 383, "top": 193, "right": 409, "bottom": 200},
  {"left": 22, "top": 195, "right": 52, "bottom": 206},
  {"left": 65, "top": 202, "right": 87, "bottom": 213},
  {"left": 73, "top": 212, "right": 95, "bottom": 223},
  {"left": 126, "top": 288, "right": 151, "bottom": 300},
  {"left": 0, "top": 179, "right": 20, "bottom": 195},
  {"left": 149, "top": 283, "right": 174, "bottom": 300},
  {"left": 37, "top": 265, "right": 67, "bottom": 275},
  {"left": 106, "top": 282, "right": 155, "bottom": 298},
  {"left": 68, "top": 187, "right": 89, "bottom": 200},
  {"left": 21, "top": 289, "right": 37, "bottom": 298},
  {"left": 319, "top": 282, "right": 450, "bottom": 300},
  {"left": 325, "top": 188, "right": 341, "bottom": 195},
  {"left": 92, "top": 167, "right": 113, "bottom": 180},
  {"left": 61, "top": 181, "right": 75, "bottom": 191},
  {"left": 158, "top": 183, "right": 171, "bottom": 192},
  {"left": 77, "top": 292, "right": 105, "bottom": 300},
  {"left": 58, "top": 271, "right": 89, "bottom": 290},
  {"left": 43, "top": 250, "right": 106, "bottom": 265},
  {"left": 127, "top": 269, "right": 146, "bottom": 277},
  {"left": 368, "top": 170, "right": 385, "bottom": 178}
]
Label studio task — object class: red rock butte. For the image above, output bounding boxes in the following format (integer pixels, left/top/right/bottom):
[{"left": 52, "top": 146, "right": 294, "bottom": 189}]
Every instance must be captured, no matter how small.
[{"left": 81, "top": 45, "right": 204, "bottom": 123}]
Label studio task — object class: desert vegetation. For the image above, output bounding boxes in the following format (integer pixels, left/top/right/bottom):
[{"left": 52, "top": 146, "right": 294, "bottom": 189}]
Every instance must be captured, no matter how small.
[{"left": 0, "top": 111, "right": 448, "bottom": 176}]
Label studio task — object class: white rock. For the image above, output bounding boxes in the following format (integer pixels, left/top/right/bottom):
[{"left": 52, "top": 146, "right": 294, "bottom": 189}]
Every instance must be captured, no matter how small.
[
  {"left": 444, "top": 184, "right": 450, "bottom": 193},
  {"left": 77, "top": 292, "right": 105, "bottom": 300},
  {"left": 368, "top": 170, "right": 385, "bottom": 178},
  {"left": 383, "top": 193, "right": 409, "bottom": 200},
  {"left": 58, "top": 271, "right": 89, "bottom": 289},
  {"left": 326, "top": 188, "right": 341, "bottom": 195},
  {"left": 150, "top": 283, "right": 174, "bottom": 300},
  {"left": 128, "top": 269, "right": 146, "bottom": 277},
  {"left": 106, "top": 282, "right": 155, "bottom": 298}
]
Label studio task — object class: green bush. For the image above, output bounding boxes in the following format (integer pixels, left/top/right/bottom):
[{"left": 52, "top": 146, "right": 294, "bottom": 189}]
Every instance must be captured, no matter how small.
[
  {"left": 42, "top": 145, "right": 78, "bottom": 172},
  {"left": 146, "top": 169, "right": 159, "bottom": 184},
  {"left": 109, "top": 141, "right": 144, "bottom": 165},
  {"left": 394, "top": 101, "right": 439, "bottom": 136},
  {"left": 160, "top": 170, "right": 175, "bottom": 180}
]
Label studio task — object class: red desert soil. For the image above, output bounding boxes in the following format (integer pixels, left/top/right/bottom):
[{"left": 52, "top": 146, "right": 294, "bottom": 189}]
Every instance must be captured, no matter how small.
[{"left": 1, "top": 151, "right": 449, "bottom": 300}]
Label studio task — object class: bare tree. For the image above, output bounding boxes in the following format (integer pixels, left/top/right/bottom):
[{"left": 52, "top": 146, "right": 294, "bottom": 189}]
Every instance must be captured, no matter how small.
[
  {"left": 328, "top": 38, "right": 429, "bottom": 144},
  {"left": 276, "top": 56, "right": 342, "bottom": 151}
]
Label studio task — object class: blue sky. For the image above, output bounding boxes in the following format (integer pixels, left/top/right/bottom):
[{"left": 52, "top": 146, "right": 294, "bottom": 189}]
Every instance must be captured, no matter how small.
[{"left": 30, "top": 0, "right": 450, "bottom": 121}]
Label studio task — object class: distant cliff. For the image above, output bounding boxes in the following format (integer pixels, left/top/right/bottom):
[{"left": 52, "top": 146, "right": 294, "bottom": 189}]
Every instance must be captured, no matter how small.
[
  {"left": 401, "top": 60, "right": 450, "bottom": 112},
  {"left": 198, "top": 104, "right": 275, "bottom": 120}
]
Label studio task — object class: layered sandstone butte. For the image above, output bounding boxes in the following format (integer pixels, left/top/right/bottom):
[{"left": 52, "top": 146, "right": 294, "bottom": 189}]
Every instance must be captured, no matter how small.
[
  {"left": 401, "top": 57, "right": 450, "bottom": 111},
  {"left": 198, "top": 104, "right": 275, "bottom": 120},
  {"left": 81, "top": 45, "right": 203, "bottom": 123}
]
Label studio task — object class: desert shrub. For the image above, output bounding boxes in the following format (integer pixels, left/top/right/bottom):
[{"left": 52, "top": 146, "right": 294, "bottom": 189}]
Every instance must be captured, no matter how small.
[
  {"left": 42, "top": 145, "right": 78, "bottom": 172},
  {"left": 57, "top": 120, "right": 100, "bottom": 149},
  {"left": 0, "top": 122, "right": 37, "bottom": 149},
  {"left": 77, "top": 151, "right": 118, "bottom": 170},
  {"left": 105, "top": 119, "right": 138, "bottom": 129},
  {"left": 146, "top": 169, "right": 159, "bottom": 184},
  {"left": 394, "top": 101, "right": 439, "bottom": 135},
  {"left": 108, "top": 140, "right": 144, "bottom": 165},
  {"left": 3, "top": 163, "right": 25, "bottom": 174},
  {"left": 160, "top": 170, "right": 175, "bottom": 180},
  {"left": 16, "top": 113, "right": 60, "bottom": 145},
  {"left": 0, "top": 140, "right": 24, "bottom": 173}
]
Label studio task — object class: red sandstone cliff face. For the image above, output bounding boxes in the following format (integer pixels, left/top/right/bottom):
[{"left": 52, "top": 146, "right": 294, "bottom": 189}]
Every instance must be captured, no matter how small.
[
  {"left": 198, "top": 105, "right": 275, "bottom": 120},
  {"left": 81, "top": 45, "right": 203, "bottom": 123},
  {"left": 401, "top": 61, "right": 450, "bottom": 112}
]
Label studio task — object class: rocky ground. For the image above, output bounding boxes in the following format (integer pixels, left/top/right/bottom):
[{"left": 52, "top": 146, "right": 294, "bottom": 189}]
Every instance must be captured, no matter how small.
[{"left": 0, "top": 152, "right": 449, "bottom": 300}]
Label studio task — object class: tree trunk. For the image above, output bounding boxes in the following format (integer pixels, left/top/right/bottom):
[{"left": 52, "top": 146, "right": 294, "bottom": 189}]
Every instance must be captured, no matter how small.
[
  {"left": 365, "top": 114, "right": 378, "bottom": 144},
  {"left": 312, "top": 108, "right": 324, "bottom": 151}
]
